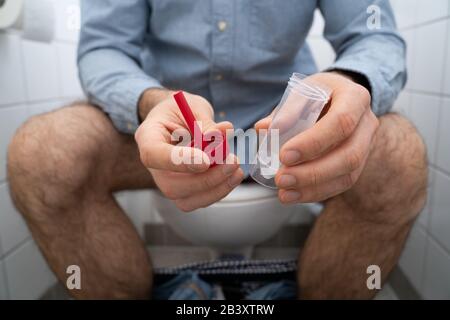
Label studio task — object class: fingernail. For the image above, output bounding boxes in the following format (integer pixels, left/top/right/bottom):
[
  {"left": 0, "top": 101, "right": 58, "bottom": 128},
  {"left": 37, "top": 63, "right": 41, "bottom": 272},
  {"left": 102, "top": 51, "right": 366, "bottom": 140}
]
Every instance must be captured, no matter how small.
[
  {"left": 283, "top": 191, "right": 300, "bottom": 202},
  {"left": 228, "top": 171, "right": 243, "bottom": 187},
  {"left": 277, "top": 175, "right": 296, "bottom": 188},
  {"left": 222, "top": 163, "right": 237, "bottom": 176},
  {"left": 282, "top": 150, "right": 301, "bottom": 165}
]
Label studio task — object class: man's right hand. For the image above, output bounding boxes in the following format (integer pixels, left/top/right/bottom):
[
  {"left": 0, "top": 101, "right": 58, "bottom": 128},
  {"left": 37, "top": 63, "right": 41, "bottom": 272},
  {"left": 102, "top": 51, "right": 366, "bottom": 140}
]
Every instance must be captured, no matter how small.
[{"left": 135, "top": 89, "right": 244, "bottom": 212}]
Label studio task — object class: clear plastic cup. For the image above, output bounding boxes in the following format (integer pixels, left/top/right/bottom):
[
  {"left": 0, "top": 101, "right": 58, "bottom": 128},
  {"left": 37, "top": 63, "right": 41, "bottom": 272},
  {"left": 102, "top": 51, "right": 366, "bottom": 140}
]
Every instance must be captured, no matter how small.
[{"left": 250, "top": 73, "right": 331, "bottom": 188}]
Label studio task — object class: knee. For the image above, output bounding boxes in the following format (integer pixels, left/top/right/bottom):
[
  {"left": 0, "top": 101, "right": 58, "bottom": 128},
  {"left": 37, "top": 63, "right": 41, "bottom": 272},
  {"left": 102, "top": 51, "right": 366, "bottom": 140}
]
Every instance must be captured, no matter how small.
[
  {"left": 343, "top": 113, "right": 428, "bottom": 225},
  {"left": 7, "top": 104, "right": 116, "bottom": 210}
]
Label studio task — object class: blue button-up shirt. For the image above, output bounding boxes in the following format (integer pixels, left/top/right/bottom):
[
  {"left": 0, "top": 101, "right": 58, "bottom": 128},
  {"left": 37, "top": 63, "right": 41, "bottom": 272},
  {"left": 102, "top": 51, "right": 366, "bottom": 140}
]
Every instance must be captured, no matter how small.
[{"left": 78, "top": 0, "right": 406, "bottom": 134}]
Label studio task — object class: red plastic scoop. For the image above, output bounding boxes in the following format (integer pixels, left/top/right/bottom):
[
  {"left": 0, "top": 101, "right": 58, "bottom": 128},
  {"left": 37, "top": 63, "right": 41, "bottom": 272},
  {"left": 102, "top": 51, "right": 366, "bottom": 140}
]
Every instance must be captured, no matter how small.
[{"left": 173, "top": 91, "right": 229, "bottom": 166}]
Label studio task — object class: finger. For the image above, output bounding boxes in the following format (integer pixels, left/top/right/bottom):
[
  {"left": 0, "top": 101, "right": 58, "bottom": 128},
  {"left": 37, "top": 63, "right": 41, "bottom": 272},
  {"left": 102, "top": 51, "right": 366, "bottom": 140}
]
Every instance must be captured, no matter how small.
[
  {"left": 278, "top": 170, "right": 361, "bottom": 204},
  {"left": 254, "top": 108, "right": 278, "bottom": 131},
  {"left": 276, "top": 110, "right": 377, "bottom": 189},
  {"left": 154, "top": 154, "right": 240, "bottom": 199},
  {"left": 280, "top": 87, "right": 371, "bottom": 166},
  {"left": 136, "top": 122, "right": 210, "bottom": 172},
  {"left": 204, "top": 121, "right": 234, "bottom": 139},
  {"left": 175, "top": 168, "right": 245, "bottom": 212},
  {"left": 255, "top": 117, "right": 272, "bottom": 131}
]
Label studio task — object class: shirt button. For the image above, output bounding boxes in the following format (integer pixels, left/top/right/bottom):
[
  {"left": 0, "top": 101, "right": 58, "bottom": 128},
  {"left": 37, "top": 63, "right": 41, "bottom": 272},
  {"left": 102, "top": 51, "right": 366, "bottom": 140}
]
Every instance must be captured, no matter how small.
[
  {"left": 214, "top": 74, "right": 223, "bottom": 81},
  {"left": 217, "top": 20, "right": 227, "bottom": 32},
  {"left": 127, "top": 122, "right": 134, "bottom": 131},
  {"left": 218, "top": 111, "right": 226, "bottom": 118}
]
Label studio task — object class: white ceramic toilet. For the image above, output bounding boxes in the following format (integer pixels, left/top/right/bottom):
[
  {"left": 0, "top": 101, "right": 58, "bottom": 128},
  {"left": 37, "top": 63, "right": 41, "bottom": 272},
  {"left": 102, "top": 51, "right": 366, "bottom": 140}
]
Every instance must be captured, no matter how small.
[{"left": 153, "top": 182, "right": 310, "bottom": 258}]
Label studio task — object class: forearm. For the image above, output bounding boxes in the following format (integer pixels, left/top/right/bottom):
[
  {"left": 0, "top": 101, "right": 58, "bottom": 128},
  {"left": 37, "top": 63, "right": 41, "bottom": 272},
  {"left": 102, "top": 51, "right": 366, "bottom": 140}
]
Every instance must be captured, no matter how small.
[
  {"left": 138, "top": 88, "right": 175, "bottom": 122},
  {"left": 78, "top": 0, "right": 159, "bottom": 134}
]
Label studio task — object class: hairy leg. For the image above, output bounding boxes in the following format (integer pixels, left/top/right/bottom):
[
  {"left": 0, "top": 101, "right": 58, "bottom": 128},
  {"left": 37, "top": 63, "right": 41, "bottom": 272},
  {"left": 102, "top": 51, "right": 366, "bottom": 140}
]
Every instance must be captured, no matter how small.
[
  {"left": 7, "top": 103, "right": 154, "bottom": 299},
  {"left": 298, "top": 113, "right": 428, "bottom": 299}
]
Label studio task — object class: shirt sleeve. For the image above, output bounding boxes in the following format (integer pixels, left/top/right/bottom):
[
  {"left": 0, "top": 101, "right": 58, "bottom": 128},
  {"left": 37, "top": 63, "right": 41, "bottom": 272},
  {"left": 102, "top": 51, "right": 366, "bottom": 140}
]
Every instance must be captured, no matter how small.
[
  {"left": 77, "top": 0, "right": 162, "bottom": 134},
  {"left": 318, "top": 0, "right": 407, "bottom": 115}
]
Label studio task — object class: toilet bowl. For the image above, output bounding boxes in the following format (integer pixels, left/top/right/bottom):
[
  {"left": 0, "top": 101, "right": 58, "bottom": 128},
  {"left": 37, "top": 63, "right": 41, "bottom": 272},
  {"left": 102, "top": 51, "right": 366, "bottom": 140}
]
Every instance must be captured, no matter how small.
[{"left": 153, "top": 182, "right": 304, "bottom": 257}]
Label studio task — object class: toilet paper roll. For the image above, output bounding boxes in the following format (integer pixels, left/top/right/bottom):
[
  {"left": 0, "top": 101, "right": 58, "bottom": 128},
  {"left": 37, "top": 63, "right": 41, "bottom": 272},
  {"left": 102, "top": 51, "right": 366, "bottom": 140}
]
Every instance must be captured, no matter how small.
[
  {"left": 0, "top": 0, "right": 23, "bottom": 29},
  {"left": 0, "top": 0, "right": 54, "bottom": 43}
]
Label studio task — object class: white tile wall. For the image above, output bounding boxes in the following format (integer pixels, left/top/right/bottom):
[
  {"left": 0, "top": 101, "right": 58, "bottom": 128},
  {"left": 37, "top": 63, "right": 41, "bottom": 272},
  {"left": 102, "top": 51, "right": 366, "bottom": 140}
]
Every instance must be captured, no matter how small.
[
  {"left": 56, "top": 43, "right": 84, "bottom": 98},
  {"left": 21, "top": 41, "right": 60, "bottom": 101},
  {"left": 436, "top": 98, "right": 450, "bottom": 173},
  {"left": 444, "top": 37, "right": 450, "bottom": 95},
  {"left": 417, "top": 167, "right": 435, "bottom": 228},
  {"left": 391, "top": 0, "right": 418, "bottom": 29},
  {"left": 0, "top": 261, "right": 8, "bottom": 299},
  {"left": 27, "top": 100, "right": 62, "bottom": 117},
  {"left": 54, "top": 0, "right": 81, "bottom": 42},
  {"left": 422, "top": 237, "right": 450, "bottom": 299},
  {"left": 413, "top": 0, "right": 449, "bottom": 26},
  {"left": 0, "top": 34, "right": 27, "bottom": 106},
  {"left": 430, "top": 170, "right": 450, "bottom": 251},
  {"left": 0, "top": 105, "right": 28, "bottom": 182},
  {"left": 408, "top": 94, "right": 441, "bottom": 164},
  {"left": 0, "top": 183, "right": 30, "bottom": 256},
  {"left": 0, "top": 0, "right": 85, "bottom": 300},
  {"left": 389, "top": 0, "right": 450, "bottom": 299},
  {"left": 400, "top": 29, "right": 415, "bottom": 90},
  {"left": 392, "top": 91, "right": 411, "bottom": 115},
  {"left": 4, "top": 241, "right": 56, "bottom": 300},
  {"left": 408, "top": 20, "right": 447, "bottom": 93},
  {"left": 399, "top": 225, "right": 427, "bottom": 292}
]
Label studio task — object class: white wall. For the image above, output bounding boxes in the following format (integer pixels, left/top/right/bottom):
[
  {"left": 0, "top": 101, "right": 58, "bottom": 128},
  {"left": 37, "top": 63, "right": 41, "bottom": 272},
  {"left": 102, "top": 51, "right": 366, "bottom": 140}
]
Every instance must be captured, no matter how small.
[
  {"left": 308, "top": 0, "right": 450, "bottom": 300},
  {"left": 0, "top": 0, "right": 84, "bottom": 299},
  {"left": 392, "top": 0, "right": 450, "bottom": 300},
  {"left": 0, "top": 0, "right": 449, "bottom": 299}
]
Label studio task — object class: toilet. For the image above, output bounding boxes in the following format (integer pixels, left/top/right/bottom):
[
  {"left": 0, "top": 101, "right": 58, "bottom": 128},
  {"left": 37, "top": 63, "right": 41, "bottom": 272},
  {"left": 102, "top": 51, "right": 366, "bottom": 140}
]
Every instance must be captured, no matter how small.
[{"left": 153, "top": 182, "right": 309, "bottom": 258}]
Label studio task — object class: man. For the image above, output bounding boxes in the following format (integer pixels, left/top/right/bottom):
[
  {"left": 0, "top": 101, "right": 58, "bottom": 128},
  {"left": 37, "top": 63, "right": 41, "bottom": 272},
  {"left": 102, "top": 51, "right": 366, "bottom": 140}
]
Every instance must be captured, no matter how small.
[{"left": 7, "top": 0, "right": 427, "bottom": 299}]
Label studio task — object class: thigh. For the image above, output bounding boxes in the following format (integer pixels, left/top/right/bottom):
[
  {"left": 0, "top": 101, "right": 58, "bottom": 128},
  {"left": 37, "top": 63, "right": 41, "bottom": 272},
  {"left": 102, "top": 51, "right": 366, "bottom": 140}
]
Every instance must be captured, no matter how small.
[
  {"left": 328, "top": 112, "right": 428, "bottom": 223},
  {"left": 16, "top": 102, "right": 154, "bottom": 193},
  {"left": 68, "top": 102, "right": 154, "bottom": 191}
]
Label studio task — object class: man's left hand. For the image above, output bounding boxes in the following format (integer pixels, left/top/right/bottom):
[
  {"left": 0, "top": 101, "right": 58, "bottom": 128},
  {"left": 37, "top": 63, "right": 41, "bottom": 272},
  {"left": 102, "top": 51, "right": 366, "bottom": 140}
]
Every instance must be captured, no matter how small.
[{"left": 255, "top": 72, "right": 379, "bottom": 203}]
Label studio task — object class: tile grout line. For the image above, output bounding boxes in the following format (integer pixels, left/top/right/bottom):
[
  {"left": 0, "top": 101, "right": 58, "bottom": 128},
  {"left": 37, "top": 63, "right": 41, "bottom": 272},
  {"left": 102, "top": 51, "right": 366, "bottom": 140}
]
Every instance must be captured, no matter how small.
[
  {"left": 400, "top": 15, "right": 450, "bottom": 32},
  {"left": 0, "top": 236, "right": 32, "bottom": 261},
  {"left": 429, "top": 163, "right": 450, "bottom": 179},
  {"left": 419, "top": 28, "right": 449, "bottom": 289},
  {"left": 426, "top": 232, "right": 450, "bottom": 258},
  {"left": 0, "top": 258, "right": 10, "bottom": 299},
  {"left": 0, "top": 96, "right": 85, "bottom": 110},
  {"left": 404, "top": 89, "right": 450, "bottom": 98},
  {"left": 2, "top": 29, "right": 79, "bottom": 46}
]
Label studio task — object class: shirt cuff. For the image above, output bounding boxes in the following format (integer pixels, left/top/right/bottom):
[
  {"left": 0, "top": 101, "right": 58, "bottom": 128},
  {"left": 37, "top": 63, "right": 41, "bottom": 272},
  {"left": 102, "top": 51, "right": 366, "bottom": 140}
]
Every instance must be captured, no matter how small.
[
  {"left": 92, "top": 77, "right": 162, "bottom": 134},
  {"left": 325, "top": 59, "right": 392, "bottom": 116}
]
